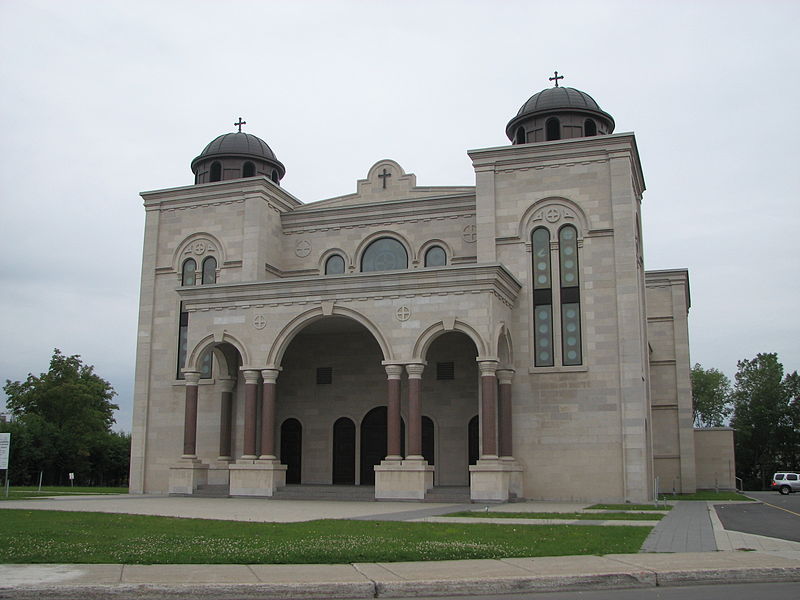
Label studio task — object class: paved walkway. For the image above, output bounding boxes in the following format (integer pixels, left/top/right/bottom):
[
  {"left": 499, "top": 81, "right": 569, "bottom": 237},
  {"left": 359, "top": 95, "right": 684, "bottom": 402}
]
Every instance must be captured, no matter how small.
[{"left": 2, "top": 494, "right": 800, "bottom": 598}]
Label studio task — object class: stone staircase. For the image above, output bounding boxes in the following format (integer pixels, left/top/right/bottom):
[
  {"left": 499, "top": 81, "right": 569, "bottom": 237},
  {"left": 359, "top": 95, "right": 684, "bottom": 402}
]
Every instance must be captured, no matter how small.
[
  {"left": 423, "top": 486, "right": 471, "bottom": 503},
  {"left": 193, "top": 484, "right": 230, "bottom": 498},
  {"left": 271, "top": 484, "right": 377, "bottom": 502}
]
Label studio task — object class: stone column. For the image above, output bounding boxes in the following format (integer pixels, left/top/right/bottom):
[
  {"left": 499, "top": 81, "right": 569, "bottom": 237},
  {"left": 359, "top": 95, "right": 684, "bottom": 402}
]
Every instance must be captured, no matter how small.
[
  {"left": 260, "top": 369, "right": 280, "bottom": 460},
  {"left": 218, "top": 378, "right": 236, "bottom": 460},
  {"left": 182, "top": 371, "right": 201, "bottom": 458},
  {"left": 478, "top": 360, "right": 499, "bottom": 459},
  {"left": 240, "top": 369, "right": 261, "bottom": 459},
  {"left": 497, "top": 369, "right": 515, "bottom": 459},
  {"left": 405, "top": 363, "right": 425, "bottom": 460},
  {"left": 385, "top": 364, "right": 404, "bottom": 461}
]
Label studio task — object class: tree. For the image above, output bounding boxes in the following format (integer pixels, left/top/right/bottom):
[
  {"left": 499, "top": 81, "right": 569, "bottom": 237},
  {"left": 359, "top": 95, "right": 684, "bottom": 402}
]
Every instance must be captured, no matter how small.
[
  {"left": 730, "top": 353, "right": 799, "bottom": 490},
  {"left": 2, "top": 349, "right": 123, "bottom": 486},
  {"left": 691, "top": 363, "right": 732, "bottom": 427}
]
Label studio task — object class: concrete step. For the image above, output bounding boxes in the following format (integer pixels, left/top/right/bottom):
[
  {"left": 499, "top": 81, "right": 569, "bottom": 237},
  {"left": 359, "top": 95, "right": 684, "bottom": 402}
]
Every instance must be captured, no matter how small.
[
  {"left": 271, "top": 485, "right": 376, "bottom": 502},
  {"left": 424, "top": 486, "right": 471, "bottom": 503},
  {"left": 194, "top": 484, "right": 230, "bottom": 498}
]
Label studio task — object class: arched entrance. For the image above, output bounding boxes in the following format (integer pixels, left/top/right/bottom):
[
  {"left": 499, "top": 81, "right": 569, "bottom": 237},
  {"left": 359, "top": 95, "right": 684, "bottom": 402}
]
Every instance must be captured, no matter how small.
[
  {"left": 332, "top": 417, "right": 355, "bottom": 484},
  {"left": 360, "top": 406, "right": 405, "bottom": 485},
  {"left": 280, "top": 418, "right": 302, "bottom": 484}
]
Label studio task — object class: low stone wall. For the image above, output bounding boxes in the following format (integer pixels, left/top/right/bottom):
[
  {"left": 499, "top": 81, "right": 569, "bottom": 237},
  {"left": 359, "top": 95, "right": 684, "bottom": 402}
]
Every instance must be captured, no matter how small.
[{"left": 694, "top": 428, "right": 736, "bottom": 490}]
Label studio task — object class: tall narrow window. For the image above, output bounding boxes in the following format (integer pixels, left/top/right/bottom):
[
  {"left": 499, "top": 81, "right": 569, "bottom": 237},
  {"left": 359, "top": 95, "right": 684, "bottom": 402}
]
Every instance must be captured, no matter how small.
[
  {"left": 242, "top": 161, "right": 255, "bottom": 177},
  {"left": 559, "top": 225, "right": 582, "bottom": 365},
  {"left": 531, "top": 227, "right": 554, "bottom": 366},
  {"left": 199, "top": 347, "right": 213, "bottom": 379},
  {"left": 584, "top": 119, "right": 597, "bottom": 136},
  {"left": 271, "top": 169, "right": 279, "bottom": 183},
  {"left": 515, "top": 126, "right": 526, "bottom": 145},
  {"left": 210, "top": 161, "right": 222, "bottom": 182},
  {"left": 361, "top": 237, "right": 407, "bottom": 272},
  {"left": 181, "top": 259, "right": 196, "bottom": 286},
  {"left": 201, "top": 256, "right": 216, "bottom": 284},
  {"left": 325, "top": 254, "right": 345, "bottom": 275},
  {"left": 546, "top": 118, "right": 561, "bottom": 141},
  {"left": 176, "top": 308, "right": 189, "bottom": 379},
  {"left": 424, "top": 246, "right": 446, "bottom": 267}
]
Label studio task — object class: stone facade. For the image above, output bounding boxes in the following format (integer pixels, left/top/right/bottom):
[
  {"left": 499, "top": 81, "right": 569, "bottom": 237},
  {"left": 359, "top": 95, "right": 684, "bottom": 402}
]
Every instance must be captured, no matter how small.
[{"left": 130, "top": 86, "right": 725, "bottom": 502}]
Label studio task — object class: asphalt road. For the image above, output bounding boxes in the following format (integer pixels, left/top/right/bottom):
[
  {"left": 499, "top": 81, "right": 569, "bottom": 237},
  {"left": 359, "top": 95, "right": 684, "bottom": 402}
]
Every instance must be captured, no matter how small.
[
  {"left": 714, "top": 490, "right": 800, "bottom": 542},
  {"left": 358, "top": 582, "right": 800, "bottom": 600}
]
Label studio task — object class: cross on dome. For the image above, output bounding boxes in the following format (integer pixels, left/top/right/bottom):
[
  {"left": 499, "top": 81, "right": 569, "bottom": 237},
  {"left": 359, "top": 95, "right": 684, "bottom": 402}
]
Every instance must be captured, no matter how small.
[
  {"left": 234, "top": 117, "right": 246, "bottom": 133},
  {"left": 549, "top": 71, "right": 564, "bottom": 87}
]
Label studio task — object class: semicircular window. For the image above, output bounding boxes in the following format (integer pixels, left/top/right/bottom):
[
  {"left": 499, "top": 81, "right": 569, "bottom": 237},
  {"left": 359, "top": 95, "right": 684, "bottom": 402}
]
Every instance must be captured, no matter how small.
[
  {"left": 424, "top": 246, "right": 446, "bottom": 267},
  {"left": 325, "top": 254, "right": 345, "bottom": 275},
  {"left": 361, "top": 237, "right": 408, "bottom": 272}
]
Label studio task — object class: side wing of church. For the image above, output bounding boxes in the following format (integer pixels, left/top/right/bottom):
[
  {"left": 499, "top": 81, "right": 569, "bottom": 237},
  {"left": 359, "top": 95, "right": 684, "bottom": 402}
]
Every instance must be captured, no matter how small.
[{"left": 130, "top": 84, "right": 734, "bottom": 502}]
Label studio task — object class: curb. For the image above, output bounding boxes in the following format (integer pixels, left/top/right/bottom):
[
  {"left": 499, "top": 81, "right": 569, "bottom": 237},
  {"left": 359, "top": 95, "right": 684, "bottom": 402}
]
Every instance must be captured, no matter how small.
[{"left": 2, "top": 564, "right": 799, "bottom": 599}]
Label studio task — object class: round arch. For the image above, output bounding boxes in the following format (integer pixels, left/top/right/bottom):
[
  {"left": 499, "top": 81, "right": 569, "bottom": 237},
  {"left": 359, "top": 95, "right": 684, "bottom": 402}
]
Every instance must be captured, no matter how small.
[
  {"left": 417, "top": 238, "right": 452, "bottom": 267},
  {"left": 171, "top": 231, "right": 227, "bottom": 274},
  {"left": 412, "top": 319, "right": 487, "bottom": 361},
  {"left": 267, "top": 305, "right": 393, "bottom": 367},
  {"left": 185, "top": 331, "right": 250, "bottom": 374},
  {"left": 317, "top": 247, "right": 351, "bottom": 274},
  {"left": 354, "top": 230, "right": 413, "bottom": 272},
  {"left": 517, "top": 196, "right": 590, "bottom": 241}
]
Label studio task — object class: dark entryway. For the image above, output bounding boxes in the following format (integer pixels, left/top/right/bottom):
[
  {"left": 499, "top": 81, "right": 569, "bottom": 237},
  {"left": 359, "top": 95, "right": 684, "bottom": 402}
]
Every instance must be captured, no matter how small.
[
  {"left": 360, "top": 406, "right": 404, "bottom": 485},
  {"left": 280, "top": 418, "right": 302, "bottom": 484},
  {"left": 332, "top": 417, "right": 356, "bottom": 484},
  {"left": 468, "top": 415, "right": 479, "bottom": 465},
  {"left": 422, "top": 416, "right": 434, "bottom": 465}
]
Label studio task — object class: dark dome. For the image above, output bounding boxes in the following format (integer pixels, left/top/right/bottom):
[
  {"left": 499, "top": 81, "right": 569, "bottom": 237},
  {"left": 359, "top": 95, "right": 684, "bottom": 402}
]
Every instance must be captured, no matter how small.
[
  {"left": 506, "top": 86, "right": 615, "bottom": 143},
  {"left": 192, "top": 132, "right": 279, "bottom": 167},
  {"left": 191, "top": 131, "right": 286, "bottom": 185}
]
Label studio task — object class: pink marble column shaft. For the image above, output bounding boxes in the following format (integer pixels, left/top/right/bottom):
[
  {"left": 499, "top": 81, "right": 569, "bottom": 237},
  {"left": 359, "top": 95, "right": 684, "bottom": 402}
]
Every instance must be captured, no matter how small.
[
  {"left": 385, "top": 364, "right": 404, "bottom": 460},
  {"left": 182, "top": 371, "right": 201, "bottom": 458},
  {"left": 478, "top": 361, "right": 499, "bottom": 458},
  {"left": 260, "top": 369, "right": 280, "bottom": 459},
  {"left": 497, "top": 369, "right": 515, "bottom": 458},
  {"left": 241, "top": 369, "right": 261, "bottom": 459},
  {"left": 406, "top": 363, "right": 425, "bottom": 459}
]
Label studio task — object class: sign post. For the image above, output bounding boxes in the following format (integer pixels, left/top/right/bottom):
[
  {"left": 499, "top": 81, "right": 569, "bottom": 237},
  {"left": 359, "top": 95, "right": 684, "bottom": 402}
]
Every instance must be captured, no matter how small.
[
  {"left": 0, "top": 433, "right": 10, "bottom": 498},
  {"left": 68, "top": 472, "right": 74, "bottom": 488}
]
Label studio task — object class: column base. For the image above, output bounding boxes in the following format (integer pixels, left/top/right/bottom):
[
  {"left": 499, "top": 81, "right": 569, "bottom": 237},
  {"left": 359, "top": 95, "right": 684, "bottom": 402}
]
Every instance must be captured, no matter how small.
[
  {"left": 228, "top": 459, "right": 287, "bottom": 497},
  {"left": 469, "top": 458, "right": 524, "bottom": 502},
  {"left": 374, "top": 459, "right": 434, "bottom": 500},
  {"left": 168, "top": 459, "right": 209, "bottom": 495}
]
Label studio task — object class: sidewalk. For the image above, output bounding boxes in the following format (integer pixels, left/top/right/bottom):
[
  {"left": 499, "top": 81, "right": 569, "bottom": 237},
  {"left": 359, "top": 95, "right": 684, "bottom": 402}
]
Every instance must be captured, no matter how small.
[
  {"left": 1, "top": 495, "right": 799, "bottom": 598},
  {"left": 2, "top": 551, "right": 799, "bottom": 599}
]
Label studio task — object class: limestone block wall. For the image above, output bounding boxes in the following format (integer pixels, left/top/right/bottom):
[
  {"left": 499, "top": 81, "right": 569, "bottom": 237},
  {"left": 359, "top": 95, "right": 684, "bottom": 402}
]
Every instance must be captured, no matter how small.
[
  {"left": 694, "top": 428, "right": 736, "bottom": 490},
  {"left": 646, "top": 269, "right": 696, "bottom": 493}
]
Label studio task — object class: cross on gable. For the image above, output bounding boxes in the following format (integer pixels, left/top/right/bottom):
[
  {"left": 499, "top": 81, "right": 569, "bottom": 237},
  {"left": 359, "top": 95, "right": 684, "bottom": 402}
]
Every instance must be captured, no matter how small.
[
  {"left": 234, "top": 117, "right": 246, "bottom": 132},
  {"left": 549, "top": 71, "right": 564, "bottom": 87},
  {"left": 378, "top": 167, "right": 392, "bottom": 189}
]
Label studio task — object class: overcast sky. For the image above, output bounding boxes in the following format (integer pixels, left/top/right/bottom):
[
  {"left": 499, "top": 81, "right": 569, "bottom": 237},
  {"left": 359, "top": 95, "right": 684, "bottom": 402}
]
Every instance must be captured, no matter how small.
[{"left": 1, "top": 0, "right": 798, "bottom": 432}]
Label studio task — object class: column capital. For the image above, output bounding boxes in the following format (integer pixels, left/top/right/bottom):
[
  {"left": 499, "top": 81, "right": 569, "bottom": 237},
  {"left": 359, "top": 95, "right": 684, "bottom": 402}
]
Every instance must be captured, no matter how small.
[
  {"left": 183, "top": 371, "right": 201, "bottom": 385},
  {"left": 261, "top": 368, "right": 281, "bottom": 384},
  {"left": 477, "top": 359, "right": 499, "bottom": 377},
  {"left": 240, "top": 368, "right": 261, "bottom": 385},
  {"left": 384, "top": 364, "right": 404, "bottom": 379},
  {"left": 496, "top": 368, "right": 515, "bottom": 385},
  {"left": 218, "top": 377, "right": 236, "bottom": 393},
  {"left": 405, "top": 362, "right": 426, "bottom": 379}
]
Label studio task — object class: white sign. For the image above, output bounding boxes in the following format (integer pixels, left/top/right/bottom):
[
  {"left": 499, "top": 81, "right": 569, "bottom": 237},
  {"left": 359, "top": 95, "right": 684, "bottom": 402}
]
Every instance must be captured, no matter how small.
[
  {"left": 68, "top": 472, "right": 74, "bottom": 480},
  {"left": 0, "top": 433, "right": 9, "bottom": 470}
]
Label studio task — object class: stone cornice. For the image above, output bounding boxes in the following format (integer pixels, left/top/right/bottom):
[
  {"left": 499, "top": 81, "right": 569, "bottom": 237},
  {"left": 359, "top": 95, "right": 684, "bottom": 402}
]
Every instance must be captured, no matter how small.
[
  {"left": 645, "top": 268, "right": 690, "bottom": 309},
  {"left": 282, "top": 193, "right": 476, "bottom": 235},
  {"left": 468, "top": 133, "right": 645, "bottom": 198},
  {"left": 177, "top": 263, "right": 522, "bottom": 310},
  {"left": 140, "top": 177, "right": 302, "bottom": 214}
]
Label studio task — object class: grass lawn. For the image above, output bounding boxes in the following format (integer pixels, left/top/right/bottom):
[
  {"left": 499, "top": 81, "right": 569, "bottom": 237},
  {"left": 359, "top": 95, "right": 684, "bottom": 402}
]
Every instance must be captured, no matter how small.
[
  {"left": 657, "top": 491, "right": 753, "bottom": 501},
  {"left": 445, "top": 511, "right": 662, "bottom": 521},
  {"left": 0, "top": 509, "right": 652, "bottom": 564},
  {"left": 0, "top": 486, "right": 128, "bottom": 501},
  {"left": 587, "top": 504, "right": 672, "bottom": 511}
]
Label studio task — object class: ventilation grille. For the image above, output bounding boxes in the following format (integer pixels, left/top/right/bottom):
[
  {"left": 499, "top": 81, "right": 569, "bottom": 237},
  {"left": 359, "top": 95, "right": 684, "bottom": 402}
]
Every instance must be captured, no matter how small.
[
  {"left": 436, "top": 362, "right": 455, "bottom": 380},
  {"left": 316, "top": 367, "right": 333, "bottom": 385}
]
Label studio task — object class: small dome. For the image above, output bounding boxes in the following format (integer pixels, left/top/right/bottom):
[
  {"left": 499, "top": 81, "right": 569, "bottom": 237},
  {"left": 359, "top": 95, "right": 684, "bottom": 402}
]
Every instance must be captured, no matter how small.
[
  {"left": 506, "top": 86, "right": 615, "bottom": 144},
  {"left": 191, "top": 131, "right": 286, "bottom": 185}
]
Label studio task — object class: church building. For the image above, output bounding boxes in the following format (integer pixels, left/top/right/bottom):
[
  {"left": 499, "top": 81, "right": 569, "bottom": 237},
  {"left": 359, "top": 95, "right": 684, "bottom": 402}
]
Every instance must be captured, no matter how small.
[{"left": 130, "top": 78, "right": 734, "bottom": 502}]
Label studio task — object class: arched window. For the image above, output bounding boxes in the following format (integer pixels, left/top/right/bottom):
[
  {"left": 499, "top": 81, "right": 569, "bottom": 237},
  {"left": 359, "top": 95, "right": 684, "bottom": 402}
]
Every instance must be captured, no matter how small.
[
  {"left": 515, "top": 126, "right": 526, "bottom": 145},
  {"left": 546, "top": 118, "right": 561, "bottom": 141},
  {"left": 201, "top": 256, "right": 217, "bottom": 284},
  {"left": 325, "top": 254, "right": 345, "bottom": 275},
  {"left": 558, "top": 225, "right": 581, "bottom": 365},
  {"left": 424, "top": 246, "right": 446, "bottom": 267},
  {"left": 242, "top": 161, "right": 255, "bottom": 177},
  {"left": 584, "top": 119, "right": 597, "bottom": 137},
  {"left": 361, "top": 237, "right": 407, "bottom": 272},
  {"left": 210, "top": 161, "right": 222, "bottom": 182},
  {"left": 271, "top": 169, "right": 279, "bottom": 183},
  {"left": 181, "top": 259, "right": 196, "bottom": 286},
  {"left": 531, "top": 228, "right": 554, "bottom": 366}
]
